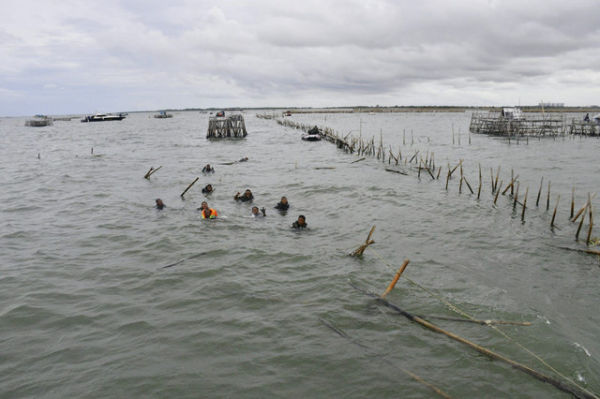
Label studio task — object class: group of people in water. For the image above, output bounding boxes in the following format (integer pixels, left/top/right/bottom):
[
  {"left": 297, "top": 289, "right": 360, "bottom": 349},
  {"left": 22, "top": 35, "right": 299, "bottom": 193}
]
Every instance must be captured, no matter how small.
[{"left": 154, "top": 162, "right": 307, "bottom": 229}]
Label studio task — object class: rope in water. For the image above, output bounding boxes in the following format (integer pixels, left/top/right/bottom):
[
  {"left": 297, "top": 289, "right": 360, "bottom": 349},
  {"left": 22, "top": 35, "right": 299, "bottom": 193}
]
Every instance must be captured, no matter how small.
[{"left": 367, "top": 247, "right": 598, "bottom": 399}]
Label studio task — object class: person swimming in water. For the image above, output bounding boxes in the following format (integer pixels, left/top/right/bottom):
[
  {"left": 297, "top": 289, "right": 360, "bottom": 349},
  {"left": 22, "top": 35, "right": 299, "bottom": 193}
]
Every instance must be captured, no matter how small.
[
  {"left": 251, "top": 206, "right": 266, "bottom": 217},
  {"left": 202, "top": 164, "right": 214, "bottom": 173},
  {"left": 292, "top": 215, "right": 307, "bottom": 229},
  {"left": 155, "top": 198, "right": 165, "bottom": 210},
  {"left": 202, "top": 184, "right": 214, "bottom": 194},
  {"left": 234, "top": 189, "right": 254, "bottom": 202},
  {"left": 239, "top": 157, "right": 248, "bottom": 162},
  {"left": 197, "top": 201, "right": 218, "bottom": 219},
  {"left": 275, "top": 196, "right": 289, "bottom": 211}
]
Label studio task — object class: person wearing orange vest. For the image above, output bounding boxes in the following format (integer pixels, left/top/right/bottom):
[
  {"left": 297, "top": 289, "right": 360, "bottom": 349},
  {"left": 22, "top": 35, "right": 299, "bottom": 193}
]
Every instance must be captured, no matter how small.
[{"left": 198, "top": 201, "right": 218, "bottom": 219}]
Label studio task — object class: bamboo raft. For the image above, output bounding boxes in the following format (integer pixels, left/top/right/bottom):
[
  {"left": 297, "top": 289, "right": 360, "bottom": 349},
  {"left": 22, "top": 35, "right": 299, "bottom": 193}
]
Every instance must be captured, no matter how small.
[
  {"left": 469, "top": 111, "right": 566, "bottom": 137},
  {"left": 207, "top": 114, "right": 247, "bottom": 138}
]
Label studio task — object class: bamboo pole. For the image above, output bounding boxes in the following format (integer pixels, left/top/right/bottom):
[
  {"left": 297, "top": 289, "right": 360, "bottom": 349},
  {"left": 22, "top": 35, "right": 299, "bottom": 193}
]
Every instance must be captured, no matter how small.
[
  {"left": 494, "top": 166, "right": 500, "bottom": 194},
  {"left": 513, "top": 183, "right": 520, "bottom": 209},
  {"left": 436, "top": 167, "right": 442, "bottom": 180},
  {"left": 571, "top": 187, "right": 575, "bottom": 219},
  {"left": 573, "top": 194, "right": 596, "bottom": 222},
  {"left": 510, "top": 169, "right": 514, "bottom": 196},
  {"left": 144, "top": 167, "right": 154, "bottom": 179},
  {"left": 546, "top": 181, "right": 551, "bottom": 211},
  {"left": 351, "top": 157, "right": 366, "bottom": 164},
  {"left": 146, "top": 165, "right": 162, "bottom": 179},
  {"left": 477, "top": 165, "right": 482, "bottom": 200},
  {"left": 502, "top": 175, "right": 519, "bottom": 195},
  {"left": 320, "top": 318, "right": 453, "bottom": 399},
  {"left": 490, "top": 168, "right": 495, "bottom": 193},
  {"left": 459, "top": 177, "right": 463, "bottom": 194},
  {"left": 586, "top": 194, "right": 594, "bottom": 245},
  {"left": 551, "top": 195, "right": 560, "bottom": 228},
  {"left": 576, "top": 203, "right": 586, "bottom": 242},
  {"left": 463, "top": 176, "right": 474, "bottom": 194},
  {"left": 381, "top": 259, "right": 410, "bottom": 298},
  {"left": 351, "top": 283, "right": 598, "bottom": 399},
  {"left": 536, "top": 177, "right": 544, "bottom": 207},
  {"left": 521, "top": 187, "right": 529, "bottom": 221},
  {"left": 494, "top": 181, "right": 503, "bottom": 205},
  {"left": 350, "top": 226, "right": 376, "bottom": 256},
  {"left": 180, "top": 177, "right": 199, "bottom": 198}
]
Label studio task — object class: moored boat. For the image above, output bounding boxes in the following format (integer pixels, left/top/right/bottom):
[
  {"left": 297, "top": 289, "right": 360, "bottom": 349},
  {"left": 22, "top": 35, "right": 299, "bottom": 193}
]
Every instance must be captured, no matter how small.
[
  {"left": 154, "top": 111, "right": 173, "bottom": 119},
  {"left": 81, "top": 113, "right": 126, "bottom": 122},
  {"left": 25, "top": 115, "right": 53, "bottom": 127}
]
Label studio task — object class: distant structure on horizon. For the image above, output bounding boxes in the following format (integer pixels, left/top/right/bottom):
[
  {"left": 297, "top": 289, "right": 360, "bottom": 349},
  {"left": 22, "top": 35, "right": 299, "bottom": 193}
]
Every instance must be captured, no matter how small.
[{"left": 538, "top": 102, "right": 565, "bottom": 108}]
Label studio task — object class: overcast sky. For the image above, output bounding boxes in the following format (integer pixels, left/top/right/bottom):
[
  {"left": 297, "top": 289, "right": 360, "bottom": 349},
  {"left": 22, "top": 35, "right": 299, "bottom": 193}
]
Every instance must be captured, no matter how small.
[{"left": 2, "top": 0, "right": 599, "bottom": 116}]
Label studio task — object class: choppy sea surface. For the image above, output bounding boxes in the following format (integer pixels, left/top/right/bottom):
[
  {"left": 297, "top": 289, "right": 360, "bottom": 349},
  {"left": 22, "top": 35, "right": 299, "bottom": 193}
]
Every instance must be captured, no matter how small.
[{"left": 1, "top": 111, "right": 599, "bottom": 398}]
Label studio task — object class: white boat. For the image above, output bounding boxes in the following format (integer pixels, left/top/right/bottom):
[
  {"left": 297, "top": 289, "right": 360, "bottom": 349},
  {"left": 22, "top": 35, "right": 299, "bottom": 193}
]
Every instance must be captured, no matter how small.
[
  {"left": 25, "top": 115, "right": 53, "bottom": 127},
  {"left": 81, "top": 113, "right": 126, "bottom": 122},
  {"left": 301, "top": 133, "right": 321, "bottom": 141}
]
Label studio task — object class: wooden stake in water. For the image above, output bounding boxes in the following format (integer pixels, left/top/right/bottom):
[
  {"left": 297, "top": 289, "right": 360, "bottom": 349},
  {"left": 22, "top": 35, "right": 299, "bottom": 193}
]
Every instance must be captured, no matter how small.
[
  {"left": 587, "top": 194, "right": 594, "bottom": 245},
  {"left": 551, "top": 194, "right": 560, "bottom": 228},
  {"left": 571, "top": 187, "right": 575, "bottom": 219},
  {"left": 494, "top": 181, "right": 503, "bottom": 205},
  {"left": 510, "top": 169, "right": 514, "bottom": 196},
  {"left": 513, "top": 182, "right": 520, "bottom": 209},
  {"left": 576, "top": 197, "right": 589, "bottom": 241},
  {"left": 381, "top": 259, "right": 410, "bottom": 298},
  {"left": 521, "top": 187, "right": 529, "bottom": 221},
  {"left": 490, "top": 168, "right": 495, "bottom": 193},
  {"left": 494, "top": 166, "right": 501, "bottom": 194},
  {"left": 546, "top": 181, "right": 551, "bottom": 211},
  {"left": 536, "top": 177, "right": 544, "bottom": 207},
  {"left": 477, "top": 164, "right": 482, "bottom": 200}
]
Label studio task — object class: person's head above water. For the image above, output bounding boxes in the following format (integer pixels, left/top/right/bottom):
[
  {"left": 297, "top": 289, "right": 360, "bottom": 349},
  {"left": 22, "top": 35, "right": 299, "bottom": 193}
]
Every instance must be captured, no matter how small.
[
  {"left": 155, "top": 198, "right": 165, "bottom": 209},
  {"left": 201, "top": 201, "right": 208, "bottom": 210},
  {"left": 280, "top": 196, "right": 288, "bottom": 204},
  {"left": 251, "top": 206, "right": 259, "bottom": 215},
  {"left": 205, "top": 184, "right": 213, "bottom": 191}
]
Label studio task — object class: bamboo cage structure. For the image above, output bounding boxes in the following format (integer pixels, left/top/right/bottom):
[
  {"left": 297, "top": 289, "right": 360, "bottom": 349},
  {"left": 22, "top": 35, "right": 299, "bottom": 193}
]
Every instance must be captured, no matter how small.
[
  {"left": 207, "top": 114, "right": 247, "bottom": 138},
  {"left": 469, "top": 111, "right": 566, "bottom": 137},
  {"left": 569, "top": 120, "right": 600, "bottom": 136}
]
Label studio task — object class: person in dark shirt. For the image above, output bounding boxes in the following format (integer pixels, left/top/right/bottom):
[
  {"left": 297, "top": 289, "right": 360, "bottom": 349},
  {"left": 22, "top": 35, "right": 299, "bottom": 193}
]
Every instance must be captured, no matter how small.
[
  {"left": 275, "top": 196, "right": 289, "bottom": 211},
  {"left": 234, "top": 189, "right": 254, "bottom": 202},
  {"left": 202, "top": 164, "right": 214, "bottom": 173},
  {"left": 202, "top": 184, "right": 214, "bottom": 194},
  {"left": 292, "top": 215, "right": 307, "bottom": 229},
  {"left": 251, "top": 206, "right": 266, "bottom": 217},
  {"left": 155, "top": 198, "right": 165, "bottom": 210}
]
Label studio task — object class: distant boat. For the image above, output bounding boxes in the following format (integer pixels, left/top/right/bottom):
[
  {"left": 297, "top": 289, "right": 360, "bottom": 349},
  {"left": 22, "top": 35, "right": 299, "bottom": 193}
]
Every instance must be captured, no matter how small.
[
  {"left": 25, "top": 115, "right": 53, "bottom": 127},
  {"left": 154, "top": 111, "right": 173, "bottom": 119},
  {"left": 215, "top": 110, "right": 225, "bottom": 117},
  {"left": 301, "top": 133, "right": 321, "bottom": 141},
  {"left": 81, "top": 113, "right": 126, "bottom": 122}
]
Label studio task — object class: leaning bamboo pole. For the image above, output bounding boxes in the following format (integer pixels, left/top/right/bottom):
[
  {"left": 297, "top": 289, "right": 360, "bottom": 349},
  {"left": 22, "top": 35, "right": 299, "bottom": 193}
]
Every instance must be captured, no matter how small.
[
  {"left": 180, "top": 177, "right": 199, "bottom": 198},
  {"left": 351, "top": 282, "right": 598, "bottom": 399}
]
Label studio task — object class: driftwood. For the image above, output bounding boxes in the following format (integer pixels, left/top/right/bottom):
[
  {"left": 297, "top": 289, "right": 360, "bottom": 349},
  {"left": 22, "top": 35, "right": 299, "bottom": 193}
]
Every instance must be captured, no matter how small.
[
  {"left": 385, "top": 168, "right": 408, "bottom": 175},
  {"left": 144, "top": 166, "right": 162, "bottom": 179}
]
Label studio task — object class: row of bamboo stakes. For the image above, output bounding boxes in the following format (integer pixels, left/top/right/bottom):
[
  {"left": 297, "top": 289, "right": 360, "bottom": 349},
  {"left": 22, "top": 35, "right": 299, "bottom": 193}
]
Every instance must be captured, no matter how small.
[{"left": 274, "top": 118, "right": 597, "bottom": 247}]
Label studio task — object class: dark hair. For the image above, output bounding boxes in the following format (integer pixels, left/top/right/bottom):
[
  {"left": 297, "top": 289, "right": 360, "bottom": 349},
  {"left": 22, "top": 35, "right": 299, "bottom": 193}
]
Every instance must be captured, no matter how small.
[{"left": 299, "top": 215, "right": 305, "bottom": 219}]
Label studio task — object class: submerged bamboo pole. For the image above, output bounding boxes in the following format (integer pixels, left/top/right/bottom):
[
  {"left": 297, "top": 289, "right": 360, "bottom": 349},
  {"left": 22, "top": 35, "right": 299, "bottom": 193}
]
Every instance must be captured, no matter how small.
[
  {"left": 494, "top": 166, "right": 500, "bottom": 194},
  {"left": 320, "top": 318, "right": 453, "bottom": 399},
  {"left": 351, "top": 283, "right": 598, "bottom": 399},
  {"left": 513, "top": 183, "right": 520, "bottom": 209},
  {"left": 573, "top": 194, "right": 596, "bottom": 222},
  {"left": 180, "top": 177, "right": 199, "bottom": 198},
  {"left": 546, "top": 181, "right": 551, "bottom": 211},
  {"left": 576, "top": 203, "right": 587, "bottom": 241},
  {"left": 490, "top": 168, "right": 495, "bottom": 193},
  {"left": 502, "top": 175, "right": 519, "bottom": 195},
  {"left": 510, "top": 169, "right": 514, "bottom": 196},
  {"left": 463, "top": 176, "right": 474, "bottom": 195}
]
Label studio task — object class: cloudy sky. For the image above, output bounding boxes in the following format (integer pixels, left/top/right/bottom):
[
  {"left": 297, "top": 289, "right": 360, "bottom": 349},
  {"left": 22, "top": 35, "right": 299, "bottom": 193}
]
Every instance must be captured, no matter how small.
[{"left": 2, "top": 0, "right": 599, "bottom": 115}]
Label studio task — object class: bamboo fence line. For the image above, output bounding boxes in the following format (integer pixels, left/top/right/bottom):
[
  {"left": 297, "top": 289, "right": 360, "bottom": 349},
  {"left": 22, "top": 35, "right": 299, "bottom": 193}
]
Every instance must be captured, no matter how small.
[{"left": 272, "top": 117, "right": 598, "bottom": 247}]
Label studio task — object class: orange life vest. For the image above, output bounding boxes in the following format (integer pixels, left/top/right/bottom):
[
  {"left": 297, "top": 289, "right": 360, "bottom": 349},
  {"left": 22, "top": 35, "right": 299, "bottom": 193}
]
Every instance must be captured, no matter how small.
[{"left": 202, "top": 208, "right": 218, "bottom": 219}]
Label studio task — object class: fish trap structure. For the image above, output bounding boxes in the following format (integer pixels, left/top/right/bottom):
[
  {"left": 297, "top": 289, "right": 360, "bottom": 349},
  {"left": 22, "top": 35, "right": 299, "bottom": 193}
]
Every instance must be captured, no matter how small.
[
  {"left": 569, "top": 120, "right": 600, "bottom": 136},
  {"left": 469, "top": 109, "right": 566, "bottom": 137},
  {"left": 206, "top": 114, "right": 247, "bottom": 138}
]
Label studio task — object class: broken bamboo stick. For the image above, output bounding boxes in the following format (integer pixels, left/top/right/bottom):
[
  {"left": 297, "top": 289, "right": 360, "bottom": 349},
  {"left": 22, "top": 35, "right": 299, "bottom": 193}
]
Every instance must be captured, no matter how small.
[{"left": 180, "top": 177, "right": 199, "bottom": 198}]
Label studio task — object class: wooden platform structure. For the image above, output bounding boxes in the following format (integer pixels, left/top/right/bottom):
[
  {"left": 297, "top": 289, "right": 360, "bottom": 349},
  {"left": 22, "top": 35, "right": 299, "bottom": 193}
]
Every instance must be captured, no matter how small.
[
  {"left": 207, "top": 114, "right": 247, "bottom": 138},
  {"left": 469, "top": 111, "right": 566, "bottom": 137}
]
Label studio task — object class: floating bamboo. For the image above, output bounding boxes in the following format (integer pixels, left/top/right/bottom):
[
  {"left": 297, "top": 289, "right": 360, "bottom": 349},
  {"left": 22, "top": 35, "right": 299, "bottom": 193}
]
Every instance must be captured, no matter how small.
[
  {"left": 180, "top": 177, "right": 199, "bottom": 198},
  {"left": 351, "top": 226, "right": 376, "bottom": 256},
  {"left": 351, "top": 283, "right": 597, "bottom": 399}
]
